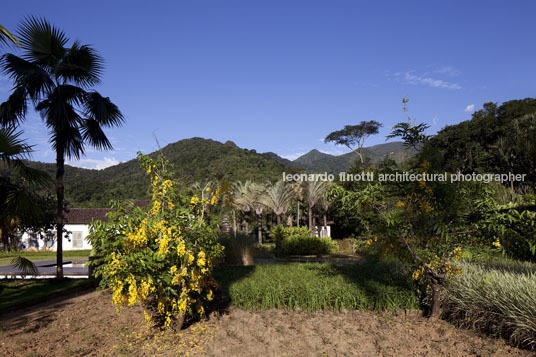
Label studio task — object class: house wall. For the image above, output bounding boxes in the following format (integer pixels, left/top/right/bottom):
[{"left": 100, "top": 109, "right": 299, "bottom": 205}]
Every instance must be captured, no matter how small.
[{"left": 19, "top": 224, "right": 93, "bottom": 251}]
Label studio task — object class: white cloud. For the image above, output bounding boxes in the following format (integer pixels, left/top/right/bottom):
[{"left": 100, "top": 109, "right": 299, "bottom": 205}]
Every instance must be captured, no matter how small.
[
  {"left": 433, "top": 65, "right": 460, "bottom": 77},
  {"left": 67, "top": 157, "right": 120, "bottom": 170},
  {"left": 465, "top": 104, "right": 475, "bottom": 112},
  {"left": 432, "top": 116, "right": 439, "bottom": 125},
  {"left": 401, "top": 72, "right": 462, "bottom": 90}
]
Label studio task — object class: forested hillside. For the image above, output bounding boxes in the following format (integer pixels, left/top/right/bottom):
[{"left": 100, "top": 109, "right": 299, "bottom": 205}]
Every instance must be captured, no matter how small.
[
  {"left": 29, "top": 138, "right": 297, "bottom": 207},
  {"left": 26, "top": 138, "right": 410, "bottom": 207},
  {"left": 427, "top": 98, "right": 536, "bottom": 185}
]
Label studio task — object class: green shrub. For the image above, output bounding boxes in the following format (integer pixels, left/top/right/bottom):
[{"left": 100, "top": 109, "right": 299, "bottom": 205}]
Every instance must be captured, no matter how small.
[
  {"left": 212, "top": 262, "right": 418, "bottom": 311},
  {"left": 442, "top": 261, "right": 536, "bottom": 349},
  {"left": 279, "top": 235, "right": 337, "bottom": 256},
  {"left": 270, "top": 226, "right": 310, "bottom": 249},
  {"left": 218, "top": 233, "right": 256, "bottom": 265},
  {"left": 271, "top": 226, "right": 337, "bottom": 256}
]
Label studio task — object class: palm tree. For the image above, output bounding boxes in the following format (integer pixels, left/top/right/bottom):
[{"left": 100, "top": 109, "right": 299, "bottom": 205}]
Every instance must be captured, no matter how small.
[
  {"left": 303, "top": 180, "right": 327, "bottom": 231},
  {"left": 292, "top": 182, "right": 304, "bottom": 227},
  {"left": 233, "top": 181, "right": 251, "bottom": 233},
  {"left": 319, "top": 194, "right": 331, "bottom": 237},
  {"left": 0, "top": 17, "right": 124, "bottom": 278},
  {"left": 234, "top": 181, "right": 267, "bottom": 244},
  {"left": 265, "top": 180, "right": 294, "bottom": 225}
]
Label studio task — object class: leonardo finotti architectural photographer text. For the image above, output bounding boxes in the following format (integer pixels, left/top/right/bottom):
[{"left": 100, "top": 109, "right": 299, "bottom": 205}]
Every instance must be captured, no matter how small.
[{"left": 282, "top": 171, "right": 527, "bottom": 184}]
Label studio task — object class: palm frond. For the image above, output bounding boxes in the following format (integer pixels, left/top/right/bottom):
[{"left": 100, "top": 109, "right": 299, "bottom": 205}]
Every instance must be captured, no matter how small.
[
  {"left": 0, "top": 127, "right": 32, "bottom": 162},
  {"left": 84, "top": 91, "right": 124, "bottom": 127},
  {"left": 10, "top": 256, "right": 38, "bottom": 276},
  {"left": 0, "top": 24, "right": 19, "bottom": 47},
  {"left": 17, "top": 16, "right": 67, "bottom": 68},
  {"left": 51, "top": 125, "right": 84, "bottom": 160},
  {"left": 0, "top": 86, "right": 28, "bottom": 127},
  {"left": 0, "top": 53, "right": 54, "bottom": 100},
  {"left": 11, "top": 161, "right": 51, "bottom": 187},
  {"left": 80, "top": 119, "right": 113, "bottom": 151},
  {"left": 5, "top": 184, "right": 47, "bottom": 220},
  {"left": 57, "top": 41, "right": 103, "bottom": 87},
  {"left": 37, "top": 95, "right": 82, "bottom": 130}
]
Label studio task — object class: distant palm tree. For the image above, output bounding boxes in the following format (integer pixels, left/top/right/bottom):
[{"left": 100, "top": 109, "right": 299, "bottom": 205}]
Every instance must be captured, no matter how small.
[
  {"left": 234, "top": 181, "right": 266, "bottom": 244},
  {"left": 0, "top": 17, "right": 124, "bottom": 278},
  {"left": 233, "top": 181, "right": 252, "bottom": 233},
  {"left": 292, "top": 181, "right": 304, "bottom": 227},
  {"left": 265, "top": 180, "right": 294, "bottom": 225},
  {"left": 303, "top": 180, "right": 327, "bottom": 230},
  {"left": 319, "top": 193, "right": 331, "bottom": 237}
]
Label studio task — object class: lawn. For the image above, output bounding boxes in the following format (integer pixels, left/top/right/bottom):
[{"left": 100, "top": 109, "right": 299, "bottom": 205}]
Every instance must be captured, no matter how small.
[
  {"left": 0, "top": 278, "right": 94, "bottom": 312},
  {"left": 0, "top": 250, "right": 91, "bottom": 266},
  {"left": 213, "top": 261, "right": 419, "bottom": 311}
]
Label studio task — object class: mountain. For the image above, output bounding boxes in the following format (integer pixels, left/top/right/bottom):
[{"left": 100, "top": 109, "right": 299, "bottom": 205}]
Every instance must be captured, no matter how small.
[
  {"left": 26, "top": 138, "right": 410, "bottom": 208},
  {"left": 293, "top": 142, "right": 412, "bottom": 173},
  {"left": 28, "top": 138, "right": 299, "bottom": 207}
]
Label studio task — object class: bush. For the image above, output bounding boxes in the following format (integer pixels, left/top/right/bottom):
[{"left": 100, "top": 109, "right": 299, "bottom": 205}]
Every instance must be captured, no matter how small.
[
  {"left": 279, "top": 235, "right": 337, "bottom": 256},
  {"left": 270, "top": 226, "right": 337, "bottom": 256},
  {"left": 442, "top": 260, "right": 536, "bottom": 349},
  {"left": 88, "top": 153, "right": 223, "bottom": 329},
  {"left": 212, "top": 262, "right": 418, "bottom": 311},
  {"left": 218, "top": 233, "right": 256, "bottom": 265}
]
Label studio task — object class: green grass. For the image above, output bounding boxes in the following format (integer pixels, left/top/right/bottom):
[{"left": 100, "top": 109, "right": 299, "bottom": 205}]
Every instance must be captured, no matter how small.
[
  {"left": 0, "top": 278, "right": 95, "bottom": 312},
  {"left": 213, "top": 261, "right": 418, "bottom": 312},
  {"left": 443, "top": 260, "right": 536, "bottom": 349},
  {"left": 0, "top": 250, "right": 91, "bottom": 266}
]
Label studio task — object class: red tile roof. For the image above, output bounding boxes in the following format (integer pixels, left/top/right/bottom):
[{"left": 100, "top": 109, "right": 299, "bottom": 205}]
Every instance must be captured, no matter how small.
[
  {"left": 64, "top": 200, "right": 150, "bottom": 224},
  {"left": 64, "top": 208, "right": 112, "bottom": 224}
]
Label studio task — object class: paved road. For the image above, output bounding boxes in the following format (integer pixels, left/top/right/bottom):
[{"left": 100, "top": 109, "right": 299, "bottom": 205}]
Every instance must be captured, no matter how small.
[{"left": 0, "top": 259, "right": 88, "bottom": 276}]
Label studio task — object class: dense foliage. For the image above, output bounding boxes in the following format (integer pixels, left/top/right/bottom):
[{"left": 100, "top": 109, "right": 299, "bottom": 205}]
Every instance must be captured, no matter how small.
[
  {"left": 427, "top": 98, "right": 536, "bottom": 185},
  {"left": 88, "top": 153, "right": 224, "bottom": 329},
  {"left": 271, "top": 226, "right": 337, "bottom": 256}
]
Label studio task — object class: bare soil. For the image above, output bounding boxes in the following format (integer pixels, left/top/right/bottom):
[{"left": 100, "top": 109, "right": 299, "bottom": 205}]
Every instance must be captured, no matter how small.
[{"left": 0, "top": 290, "right": 532, "bottom": 356}]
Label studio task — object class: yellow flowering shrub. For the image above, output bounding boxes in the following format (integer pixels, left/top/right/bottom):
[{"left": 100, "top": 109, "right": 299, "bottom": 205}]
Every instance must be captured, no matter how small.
[{"left": 88, "top": 152, "right": 224, "bottom": 329}]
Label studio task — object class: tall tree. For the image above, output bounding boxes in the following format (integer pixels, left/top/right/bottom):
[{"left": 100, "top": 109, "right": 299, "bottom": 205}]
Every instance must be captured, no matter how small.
[
  {"left": 0, "top": 17, "right": 124, "bottom": 278},
  {"left": 303, "top": 180, "right": 327, "bottom": 230},
  {"left": 233, "top": 181, "right": 251, "bottom": 233},
  {"left": 324, "top": 120, "right": 382, "bottom": 164},
  {"left": 265, "top": 180, "right": 294, "bottom": 225}
]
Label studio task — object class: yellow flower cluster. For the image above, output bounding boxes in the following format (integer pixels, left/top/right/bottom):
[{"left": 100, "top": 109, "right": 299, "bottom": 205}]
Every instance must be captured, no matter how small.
[{"left": 102, "top": 153, "right": 223, "bottom": 330}]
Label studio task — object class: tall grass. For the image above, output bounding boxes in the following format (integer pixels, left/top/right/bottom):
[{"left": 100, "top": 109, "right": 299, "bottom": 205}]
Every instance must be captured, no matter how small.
[
  {"left": 443, "top": 260, "right": 536, "bottom": 349},
  {"left": 213, "top": 261, "right": 418, "bottom": 312}
]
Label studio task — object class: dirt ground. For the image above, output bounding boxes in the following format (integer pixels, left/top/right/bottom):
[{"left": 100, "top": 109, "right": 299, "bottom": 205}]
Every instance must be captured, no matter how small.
[{"left": 0, "top": 290, "right": 532, "bottom": 357}]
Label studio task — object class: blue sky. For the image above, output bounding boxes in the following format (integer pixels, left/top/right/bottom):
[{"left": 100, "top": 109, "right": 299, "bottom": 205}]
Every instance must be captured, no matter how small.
[{"left": 2, "top": 1, "right": 535, "bottom": 169}]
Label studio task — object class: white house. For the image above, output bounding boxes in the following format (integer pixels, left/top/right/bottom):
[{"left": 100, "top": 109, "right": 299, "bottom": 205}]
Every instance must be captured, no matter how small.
[{"left": 20, "top": 208, "right": 111, "bottom": 251}]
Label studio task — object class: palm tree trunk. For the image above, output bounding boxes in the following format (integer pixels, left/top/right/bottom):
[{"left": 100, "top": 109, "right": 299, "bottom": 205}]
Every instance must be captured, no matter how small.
[
  {"left": 276, "top": 214, "right": 281, "bottom": 226},
  {"left": 257, "top": 213, "right": 262, "bottom": 245},
  {"left": 55, "top": 149, "right": 65, "bottom": 279},
  {"left": 308, "top": 206, "right": 312, "bottom": 230},
  {"left": 232, "top": 209, "right": 237, "bottom": 237},
  {"left": 297, "top": 202, "right": 300, "bottom": 227}
]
